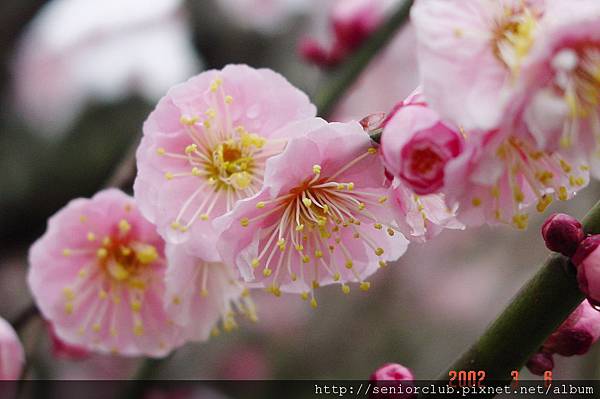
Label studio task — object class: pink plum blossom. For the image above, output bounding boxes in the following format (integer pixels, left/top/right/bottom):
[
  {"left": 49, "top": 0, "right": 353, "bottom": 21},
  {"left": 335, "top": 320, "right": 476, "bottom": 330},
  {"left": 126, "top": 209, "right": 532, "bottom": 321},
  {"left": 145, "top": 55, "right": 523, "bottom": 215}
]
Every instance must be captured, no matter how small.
[
  {"left": 411, "top": 0, "right": 546, "bottom": 131},
  {"left": 389, "top": 179, "right": 463, "bottom": 243},
  {"left": 28, "top": 189, "right": 184, "bottom": 357},
  {"left": 215, "top": 120, "right": 409, "bottom": 307},
  {"left": 134, "top": 65, "right": 316, "bottom": 261},
  {"left": 164, "top": 243, "right": 257, "bottom": 341},
  {"left": 443, "top": 126, "right": 589, "bottom": 229},
  {"left": 381, "top": 91, "right": 462, "bottom": 195},
  {"left": 517, "top": 0, "right": 600, "bottom": 176},
  {"left": 0, "top": 317, "right": 24, "bottom": 380},
  {"left": 13, "top": 0, "right": 201, "bottom": 135}
]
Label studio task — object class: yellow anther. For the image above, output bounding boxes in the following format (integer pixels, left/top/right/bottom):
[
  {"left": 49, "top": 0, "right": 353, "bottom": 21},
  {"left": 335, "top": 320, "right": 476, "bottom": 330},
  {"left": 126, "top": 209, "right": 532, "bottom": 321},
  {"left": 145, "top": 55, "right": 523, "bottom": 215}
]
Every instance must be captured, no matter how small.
[
  {"left": 136, "top": 245, "right": 158, "bottom": 264},
  {"left": 200, "top": 213, "right": 209, "bottom": 221},
  {"left": 375, "top": 247, "right": 384, "bottom": 256},
  {"left": 347, "top": 182, "right": 354, "bottom": 190},
  {"left": 378, "top": 196, "right": 388, "bottom": 204},
  {"left": 240, "top": 218, "right": 249, "bottom": 227},
  {"left": 310, "top": 298, "right": 318, "bottom": 308},
  {"left": 203, "top": 120, "right": 211, "bottom": 129},
  {"left": 211, "top": 326, "right": 221, "bottom": 337},
  {"left": 312, "top": 164, "right": 321, "bottom": 175},
  {"left": 312, "top": 280, "right": 320, "bottom": 289},
  {"left": 133, "top": 324, "right": 144, "bottom": 336},
  {"left": 79, "top": 215, "right": 87, "bottom": 223},
  {"left": 164, "top": 172, "right": 174, "bottom": 180},
  {"left": 296, "top": 224, "right": 304, "bottom": 232},
  {"left": 290, "top": 272, "right": 298, "bottom": 281},
  {"left": 205, "top": 108, "right": 216, "bottom": 118},
  {"left": 87, "top": 232, "right": 96, "bottom": 241},
  {"left": 185, "top": 144, "right": 198, "bottom": 154},
  {"left": 333, "top": 272, "right": 341, "bottom": 281},
  {"left": 225, "top": 95, "right": 233, "bottom": 104},
  {"left": 345, "top": 260, "right": 353, "bottom": 269},
  {"left": 536, "top": 195, "right": 553, "bottom": 213},
  {"left": 64, "top": 303, "right": 73, "bottom": 314},
  {"left": 102, "top": 236, "right": 111, "bottom": 246},
  {"left": 210, "top": 78, "right": 222, "bottom": 92},
  {"left": 367, "top": 147, "right": 377, "bottom": 154},
  {"left": 262, "top": 268, "right": 272, "bottom": 277},
  {"left": 323, "top": 204, "right": 329, "bottom": 214},
  {"left": 342, "top": 284, "right": 350, "bottom": 294},
  {"left": 360, "top": 281, "right": 371, "bottom": 292},
  {"left": 108, "top": 261, "right": 130, "bottom": 281},
  {"left": 512, "top": 214, "right": 529, "bottom": 230},
  {"left": 357, "top": 202, "right": 366, "bottom": 211},
  {"left": 62, "top": 248, "right": 72, "bottom": 257},
  {"left": 200, "top": 289, "right": 209, "bottom": 297},
  {"left": 179, "top": 115, "right": 199, "bottom": 125},
  {"left": 387, "top": 228, "right": 395, "bottom": 236},
  {"left": 491, "top": 186, "right": 500, "bottom": 198},
  {"left": 314, "top": 250, "right": 323, "bottom": 258},
  {"left": 98, "top": 290, "right": 108, "bottom": 300},
  {"left": 471, "top": 197, "right": 482, "bottom": 207},
  {"left": 302, "top": 255, "right": 310, "bottom": 263},
  {"left": 378, "top": 260, "right": 387, "bottom": 268},
  {"left": 514, "top": 189, "right": 524, "bottom": 203},
  {"left": 302, "top": 198, "right": 312, "bottom": 207},
  {"left": 118, "top": 219, "right": 131, "bottom": 234},
  {"left": 97, "top": 248, "right": 108, "bottom": 259},
  {"left": 78, "top": 269, "right": 88, "bottom": 278},
  {"left": 300, "top": 292, "right": 309, "bottom": 301},
  {"left": 251, "top": 258, "right": 260, "bottom": 268},
  {"left": 172, "top": 295, "right": 181, "bottom": 305},
  {"left": 374, "top": 223, "right": 383, "bottom": 230},
  {"left": 120, "top": 246, "right": 132, "bottom": 256},
  {"left": 295, "top": 244, "right": 304, "bottom": 251},
  {"left": 156, "top": 147, "right": 166, "bottom": 156},
  {"left": 63, "top": 287, "right": 75, "bottom": 301},
  {"left": 560, "top": 159, "right": 572, "bottom": 173},
  {"left": 558, "top": 186, "right": 568, "bottom": 201},
  {"left": 130, "top": 300, "right": 142, "bottom": 312},
  {"left": 92, "top": 323, "right": 101, "bottom": 332},
  {"left": 256, "top": 201, "right": 266, "bottom": 209}
]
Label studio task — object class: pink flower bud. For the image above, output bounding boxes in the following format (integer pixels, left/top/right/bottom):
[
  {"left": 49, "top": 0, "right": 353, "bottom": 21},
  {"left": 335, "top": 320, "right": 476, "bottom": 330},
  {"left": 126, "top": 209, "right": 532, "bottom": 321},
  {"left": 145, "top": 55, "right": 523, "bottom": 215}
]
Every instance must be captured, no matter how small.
[
  {"left": 526, "top": 351, "right": 554, "bottom": 376},
  {"left": 573, "top": 236, "right": 600, "bottom": 305},
  {"left": 298, "top": 38, "right": 333, "bottom": 68},
  {"left": 370, "top": 363, "right": 414, "bottom": 399},
  {"left": 381, "top": 93, "right": 462, "bottom": 195},
  {"left": 543, "top": 301, "right": 600, "bottom": 357},
  {"left": 0, "top": 317, "right": 24, "bottom": 380},
  {"left": 541, "top": 213, "right": 584, "bottom": 257}
]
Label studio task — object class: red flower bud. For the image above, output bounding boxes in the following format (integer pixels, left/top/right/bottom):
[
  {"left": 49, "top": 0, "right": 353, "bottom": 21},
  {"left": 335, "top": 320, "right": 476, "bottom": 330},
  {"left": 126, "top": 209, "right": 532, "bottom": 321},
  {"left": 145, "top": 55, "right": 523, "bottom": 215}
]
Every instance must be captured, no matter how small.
[
  {"left": 526, "top": 351, "right": 554, "bottom": 376},
  {"left": 543, "top": 301, "right": 600, "bottom": 357},
  {"left": 370, "top": 363, "right": 414, "bottom": 399},
  {"left": 541, "top": 213, "right": 584, "bottom": 257}
]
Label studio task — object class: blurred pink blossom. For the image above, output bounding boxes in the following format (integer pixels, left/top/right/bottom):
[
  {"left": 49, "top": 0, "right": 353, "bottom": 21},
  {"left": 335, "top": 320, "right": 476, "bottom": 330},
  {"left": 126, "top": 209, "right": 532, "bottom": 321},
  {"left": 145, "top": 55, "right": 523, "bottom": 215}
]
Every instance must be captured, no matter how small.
[
  {"left": 28, "top": 189, "right": 184, "bottom": 357},
  {"left": 216, "top": 120, "right": 408, "bottom": 306},
  {"left": 12, "top": 0, "right": 201, "bottom": 135},
  {"left": 217, "top": 345, "right": 270, "bottom": 379},
  {"left": 164, "top": 244, "right": 257, "bottom": 342},
  {"left": 134, "top": 65, "right": 316, "bottom": 261},
  {"left": 0, "top": 317, "right": 24, "bottom": 380}
]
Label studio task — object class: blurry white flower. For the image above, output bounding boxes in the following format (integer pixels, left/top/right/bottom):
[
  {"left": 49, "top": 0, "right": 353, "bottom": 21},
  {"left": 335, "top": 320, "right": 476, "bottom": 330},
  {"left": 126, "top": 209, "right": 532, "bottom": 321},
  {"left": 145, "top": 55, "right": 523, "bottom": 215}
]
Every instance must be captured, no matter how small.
[
  {"left": 216, "top": 0, "right": 310, "bottom": 33},
  {"left": 12, "top": 0, "right": 202, "bottom": 135}
]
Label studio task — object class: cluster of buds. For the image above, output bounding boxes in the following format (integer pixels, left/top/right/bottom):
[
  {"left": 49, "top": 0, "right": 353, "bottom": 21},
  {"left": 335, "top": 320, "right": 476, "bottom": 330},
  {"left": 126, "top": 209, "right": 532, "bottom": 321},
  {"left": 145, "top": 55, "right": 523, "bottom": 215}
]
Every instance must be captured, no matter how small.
[
  {"left": 528, "top": 213, "right": 600, "bottom": 375},
  {"left": 369, "top": 363, "right": 415, "bottom": 399}
]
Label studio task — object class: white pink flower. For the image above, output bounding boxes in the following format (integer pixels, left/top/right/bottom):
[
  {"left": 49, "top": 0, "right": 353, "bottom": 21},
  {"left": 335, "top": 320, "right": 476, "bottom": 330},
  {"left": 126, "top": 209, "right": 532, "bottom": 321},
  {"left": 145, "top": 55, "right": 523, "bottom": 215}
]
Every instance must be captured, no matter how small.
[
  {"left": 134, "top": 65, "right": 316, "bottom": 261},
  {"left": 13, "top": 0, "right": 201, "bottom": 135},
  {"left": 518, "top": 0, "right": 600, "bottom": 176},
  {"left": 411, "top": 0, "right": 546, "bottom": 130},
  {"left": 164, "top": 244, "right": 257, "bottom": 341},
  {"left": 0, "top": 317, "right": 24, "bottom": 380},
  {"left": 215, "top": 120, "right": 408, "bottom": 306},
  {"left": 28, "top": 189, "right": 184, "bottom": 357}
]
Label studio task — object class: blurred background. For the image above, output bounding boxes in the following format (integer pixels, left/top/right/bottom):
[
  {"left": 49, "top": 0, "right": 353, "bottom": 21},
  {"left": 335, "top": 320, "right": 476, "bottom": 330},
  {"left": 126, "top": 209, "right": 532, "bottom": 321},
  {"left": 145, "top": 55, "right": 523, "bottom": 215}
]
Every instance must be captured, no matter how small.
[{"left": 1, "top": 0, "right": 600, "bottom": 387}]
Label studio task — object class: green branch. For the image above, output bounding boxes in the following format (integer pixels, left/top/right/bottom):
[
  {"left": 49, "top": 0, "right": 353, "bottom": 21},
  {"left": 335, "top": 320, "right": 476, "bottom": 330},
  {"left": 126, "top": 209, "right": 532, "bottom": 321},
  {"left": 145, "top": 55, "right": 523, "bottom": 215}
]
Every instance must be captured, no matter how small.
[
  {"left": 436, "top": 201, "right": 600, "bottom": 385},
  {"left": 314, "top": 0, "right": 414, "bottom": 117}
]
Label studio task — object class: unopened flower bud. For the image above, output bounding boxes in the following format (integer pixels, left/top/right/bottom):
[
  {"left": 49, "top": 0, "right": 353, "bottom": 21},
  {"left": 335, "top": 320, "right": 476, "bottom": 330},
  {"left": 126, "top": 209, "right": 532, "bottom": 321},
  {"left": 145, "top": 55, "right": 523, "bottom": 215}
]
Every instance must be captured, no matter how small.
[
  {"left": 541, "top": 213, "right": 584, "bottom": 257},
  {"left": 526, "top": 351, "right": 554, "bottom": 376},
  {"left": 370, "top": 363, "right": 415, "bottom": 399},
  {"left": 543, "top": 300, "right": 600, "bottom": 357},
  {"left": 573, "top": 236, "right": 600, "bottom": 305}
]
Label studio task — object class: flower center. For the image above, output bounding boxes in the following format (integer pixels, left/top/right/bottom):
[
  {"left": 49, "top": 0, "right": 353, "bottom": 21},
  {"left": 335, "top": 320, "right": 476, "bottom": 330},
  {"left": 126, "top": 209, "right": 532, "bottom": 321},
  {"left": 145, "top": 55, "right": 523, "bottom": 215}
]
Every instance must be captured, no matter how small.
[
  {"left": 410, "top": 148, "right": 443, "bottom": 176},
  {"left": 492, "top": 4, "right": 539, "bottom": 73},
  {"left": 551, "top": 46, "right": 600, "bottom": 148},
  {"left": 240, "top": 148, "right": 399, "bottom": 307}
]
